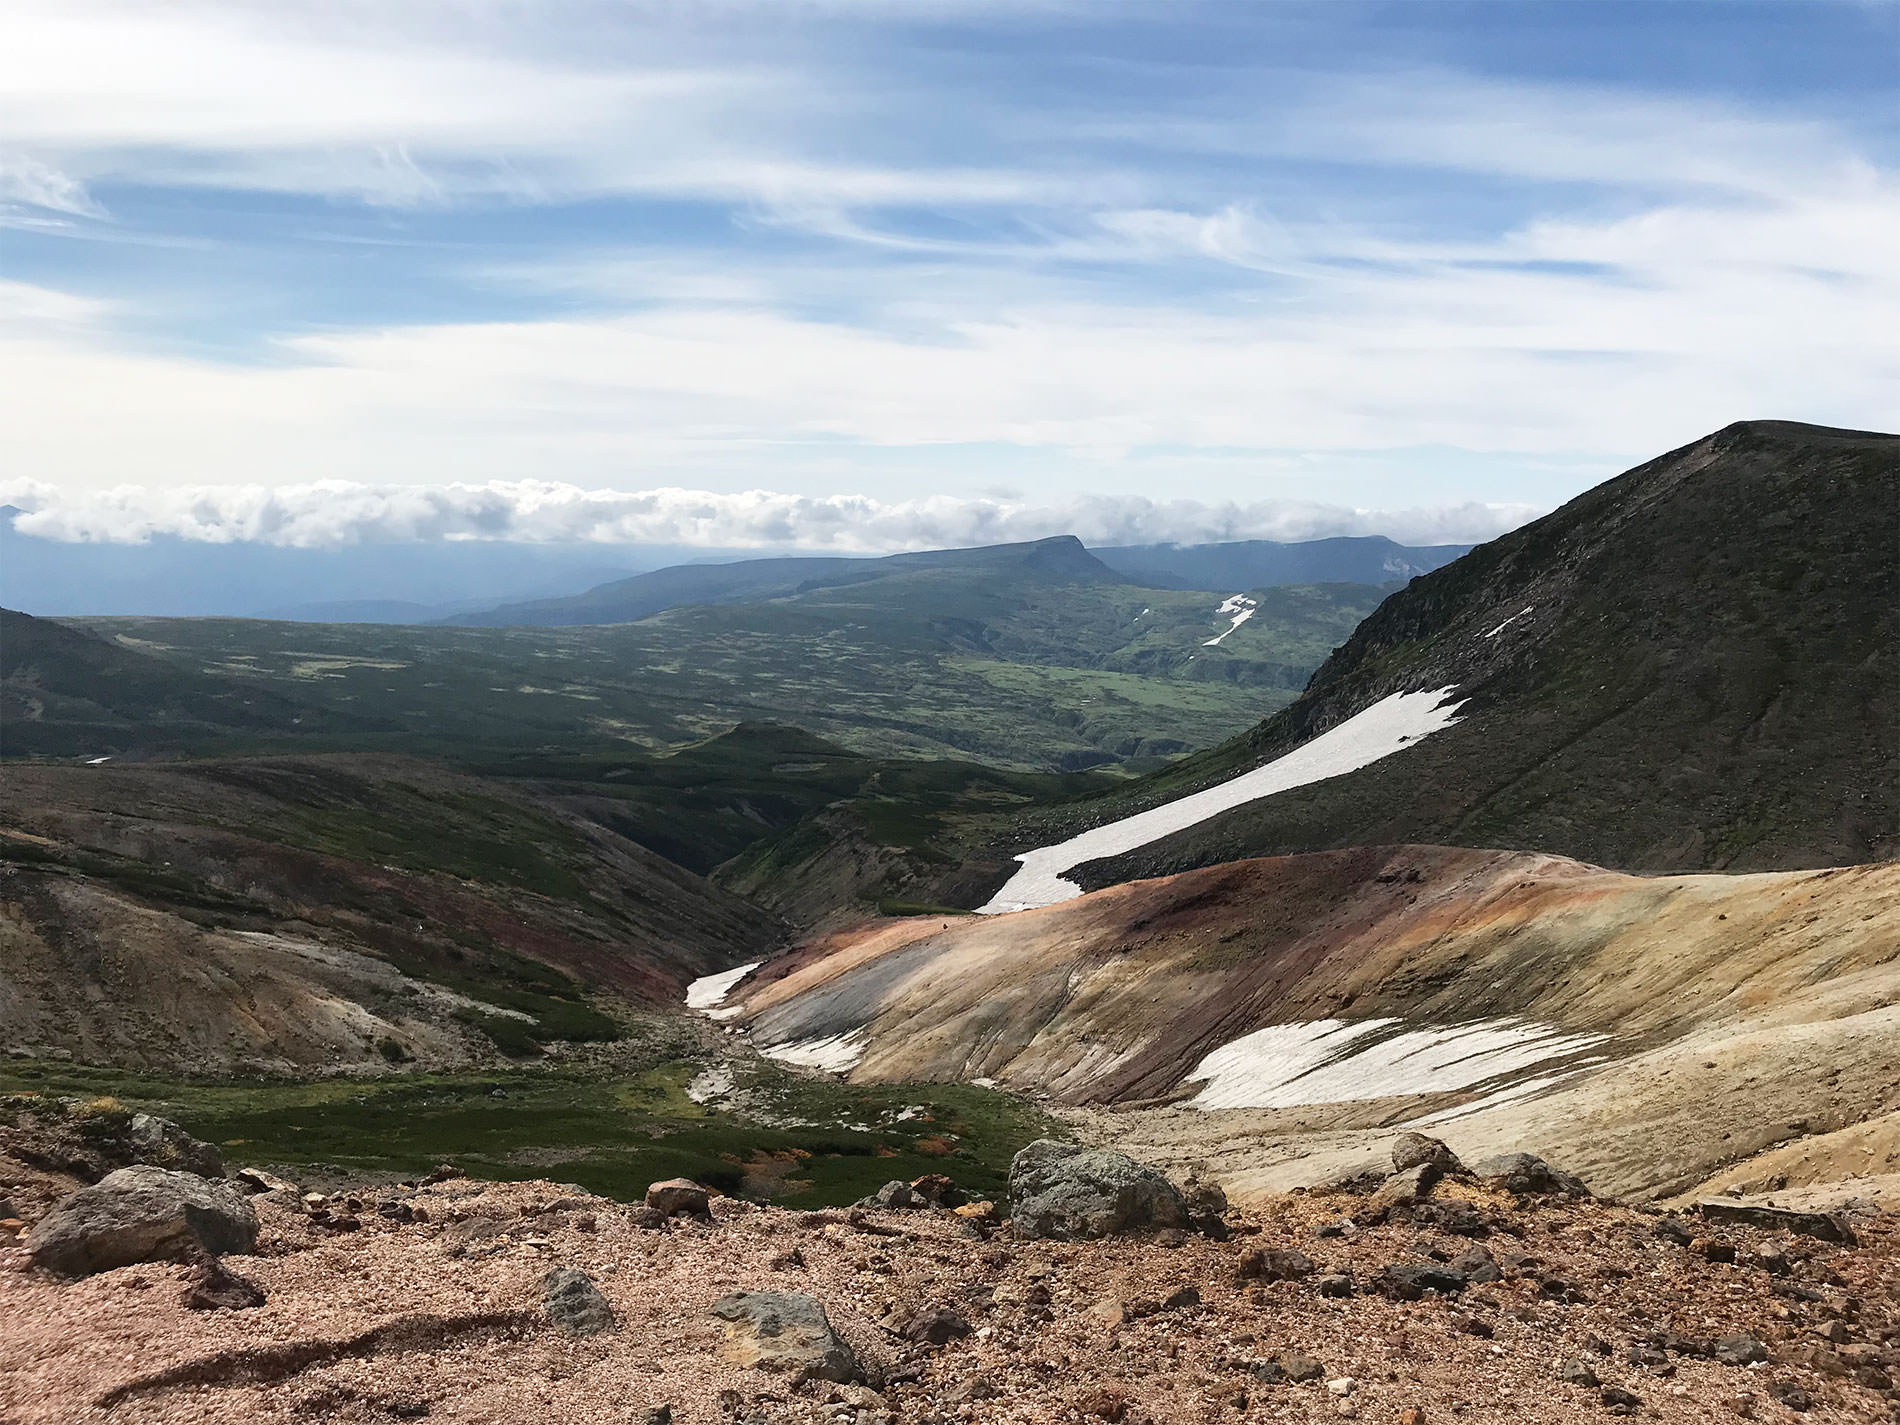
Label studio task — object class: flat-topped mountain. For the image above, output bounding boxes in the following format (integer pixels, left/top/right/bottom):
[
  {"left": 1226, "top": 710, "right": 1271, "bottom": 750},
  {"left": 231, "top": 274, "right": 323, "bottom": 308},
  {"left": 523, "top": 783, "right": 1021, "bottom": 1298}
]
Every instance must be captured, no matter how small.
[{"left": 450, "top": 535, "right": 1124, "bottom": 627}]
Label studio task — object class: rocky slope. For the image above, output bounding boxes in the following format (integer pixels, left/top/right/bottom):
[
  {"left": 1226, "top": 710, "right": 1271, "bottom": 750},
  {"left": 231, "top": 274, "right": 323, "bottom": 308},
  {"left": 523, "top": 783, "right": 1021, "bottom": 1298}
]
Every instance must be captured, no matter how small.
[
  {"left": 0, "top": 756, "right": 780, "bottom": 1072},
  {"left": 719, "top": 847, "right": 1900, "bottom": 1204},
  {"left": 2, "top": 1111, "right": 1895, "bottom": 1425},
  {"left": 1046, "top": 421, "right": 1897, "bottom": 889}
]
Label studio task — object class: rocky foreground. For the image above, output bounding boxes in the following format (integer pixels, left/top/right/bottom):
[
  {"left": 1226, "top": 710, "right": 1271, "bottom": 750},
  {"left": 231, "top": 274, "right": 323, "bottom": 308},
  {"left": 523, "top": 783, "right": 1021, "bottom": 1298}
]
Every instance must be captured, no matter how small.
[{"left": 1, "top": 1107, "right": 1896, "bottom": 1425}]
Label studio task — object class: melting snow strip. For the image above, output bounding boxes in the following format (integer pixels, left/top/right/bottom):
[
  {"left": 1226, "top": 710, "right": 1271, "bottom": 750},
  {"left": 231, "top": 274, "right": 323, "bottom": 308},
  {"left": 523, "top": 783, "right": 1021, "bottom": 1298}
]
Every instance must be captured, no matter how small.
[
  {"left": 1483, "top": 607, "right": 1534, "bottom": 639},
  {"left": 759, "top": 1031, "right": 867, "bottom": 1073},
  {"left": 978, "top": 686, "right": 1465, "bottom": 913},
  {"left": 1203, "top": 594, "right": 1258, "bottom": 646},
  {"left": 1183, "top": 1016, "right": 1609, "bottom": 1111},
  {"left": 685, "top": 961, "right": 761, "bottom": 1012}
]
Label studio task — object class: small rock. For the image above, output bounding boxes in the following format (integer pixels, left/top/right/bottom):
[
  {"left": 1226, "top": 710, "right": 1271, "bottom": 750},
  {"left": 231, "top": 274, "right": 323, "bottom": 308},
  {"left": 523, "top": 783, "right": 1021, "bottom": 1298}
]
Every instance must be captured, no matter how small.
[
  {"left": 1006, "top": 1140, "right": 1188, "bottom": 1241},
  {"left": 952, "top": 1200, "right": 997, "bottom": 1226},
  {"left": 1237, "top": 1247, "right": 1315, "bottom": 1281},
  {"left": 1560, "top": 1359, "right": 1600, "bottom": 1387},
  {"left": 27, "top": 1166, "right": 258, "bottom": 1278},
  {"left": 181, "top": 1256, "right": 266, "bottom": 1311},
  {"left": 635, "top": 1410, "right": 672, "bottom": 1425},
  {"left": 1327, "top": 1377, "right": 1357, "bottom": 1397},
  {"left": 1074, "top": 1387, "right": 1131, "bottom": 1422},
  {"left": 645, "top": 1178, "right": 712, "bottom": 1221},
  {"left": 1450, "top": 1313, "right": 1492, "bottom": 1338},
  {"left": 1277, "top": 1349, "right": 1327, "bottom": 1383},
  {"left": 1391, "top": 1132, "right": 1461, "bottom": 1175},
  {"left": 1652, "top": 1215, "right": 1694, "bottom": 1246},
  {"left": 1601, "top": 1385, "right": 1641, "bottom": 1414},
  {"left": 1691, "top": 1236, "right": 1737, "bottom": 1264},
  {"left": 1398, "top": 1409, "right": 1427, "bottom": 1425},
  {"left": 1376, "top": 1263, "right": 1466, "bottom": 1300},
  {"left": 909, "top": 1174, "right": 965, "bottom": 1208},
  {"left": 1161, "top": 1285, "right": 1201, "bottom": 1310},
  {"left": 1470, "top": 1152, "right": 1590, "bottom": 1197},
  {"left": 709, "top": 1290, "right": 860, "bottom": 1383},
  {"left": 1370, "top": 1162, "right": 1441, "bottom": 1211},
  {"left": 1712, "top": 1333, "right": 1768, "bottom": 1366},
  {"left": 898, "top": 1307, "right": 972, "bottom": 1347},
  {"left": 1765, "top": 1380, "right": 1813, "bottom": 1412},
  {"left": 233, "top": 1167, "right": 297, "bottom": 1196},
  {"left": 1448, "top": 1244, "right": 1501, "bottom": 1284},
  {"left": 1316, "top": 1273, "right": 1355, "bottom": 1298},
  {"left": 543, "top": 1267, "right": 615, "bottom": 1335},
  {"left": 770, "top": 1246, "right": 806, "bottom": 1271}
]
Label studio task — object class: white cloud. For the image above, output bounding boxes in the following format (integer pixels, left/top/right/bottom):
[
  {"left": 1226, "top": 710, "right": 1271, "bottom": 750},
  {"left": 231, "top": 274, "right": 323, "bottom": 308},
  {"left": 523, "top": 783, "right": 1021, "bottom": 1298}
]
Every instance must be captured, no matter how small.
[{"left": 0, "top": 475, "right": 1531, "bottom": 550}]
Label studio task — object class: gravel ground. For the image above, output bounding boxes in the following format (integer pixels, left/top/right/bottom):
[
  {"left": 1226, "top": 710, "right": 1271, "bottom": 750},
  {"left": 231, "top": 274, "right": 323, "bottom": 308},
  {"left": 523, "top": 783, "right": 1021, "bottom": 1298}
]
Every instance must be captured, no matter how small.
[{"left": 2, "top": 1174, "right": 1894, "bottom": 1424}]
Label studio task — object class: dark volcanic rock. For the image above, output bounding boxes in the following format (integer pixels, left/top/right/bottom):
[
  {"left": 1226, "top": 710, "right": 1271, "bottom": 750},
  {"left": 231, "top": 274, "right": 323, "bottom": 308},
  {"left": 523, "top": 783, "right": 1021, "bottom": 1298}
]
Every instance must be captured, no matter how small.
[
  {"left": 1006, "top": 1140, "right": 1188, "bottom": 1241},
  {"left": 128, "top": 1114, "right": 224, "bottom": 1179},
  {"left": 182, "top": 1256, "right": 266, "bottom": 1311},
  {"left": 1376, "top": 1263, "right": 1466, "bottom": 1300},
  {"left": 1694, "top": 1200, "right": 1856, "bottom": 1245},
  {"left": 1390, "top": 1132, "right": 1461, "bottom": 1176},
  {"left": 1470, "top": 1152, "right": 1589, "bottom": 1198},
  {"left": 1237, "top": 1247, "right": 1315, "bottom": 1282},
  {"left": 543, "top": 1267, "right": 616, "bottom": 1335},
  {"left": 27, "top": 1166, "right": 258, "bottom": 1278}
]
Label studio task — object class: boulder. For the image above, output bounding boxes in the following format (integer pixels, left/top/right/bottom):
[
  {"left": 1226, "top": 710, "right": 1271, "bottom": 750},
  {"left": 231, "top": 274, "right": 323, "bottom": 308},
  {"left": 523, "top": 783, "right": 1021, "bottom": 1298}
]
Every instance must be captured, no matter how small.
[
  {"left": 861, "top": 1180, "right": 924, "bottom": 1210},
  {"left": 1470, "top": 1152, "right": 1590, "bottom": 1198},
  {"left": 709, "top": 1290, "right": 861, "bottom": 1383},
  {"left": 544, "top": 1267, "right": 616, "bottom": 1335},
  {"left": 1693, "top": 1201, "right": 1856, "bottom": 1245},
  {"left": 1448, "top": 1244, "right": 1501, "bottom": 1284},
  {"left": 1370, "top": 1162, "right": 1442, "bottom": 1211},
  {"left": 128, "top": 1113, "right": 224, "bottom": 1179},
  {"left": 1006, "top": 1140, "right": 1188, "bottom": 1241},
  {"left": 1391, "top": 1132, "right": 1461, "bottom": 1176},
  {"left": 645, "top": 1178, "right": 712, "bottom": 1221},
  {"left": 910, "top": 1174, "right": 965, "bottom": 1208},
  {"left": 27, "top": 1165, "right": 258, "bottom": 1278},
  {"left": 1713, "top": 1333, "right": 1769, "bottom": 1366}
]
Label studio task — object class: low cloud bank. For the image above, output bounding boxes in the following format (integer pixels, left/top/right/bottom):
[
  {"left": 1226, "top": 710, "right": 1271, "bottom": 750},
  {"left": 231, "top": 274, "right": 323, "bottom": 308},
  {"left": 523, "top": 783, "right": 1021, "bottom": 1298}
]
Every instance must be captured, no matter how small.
[{"left": 0, "top": 479, "right": 1537, "bottom": 551}]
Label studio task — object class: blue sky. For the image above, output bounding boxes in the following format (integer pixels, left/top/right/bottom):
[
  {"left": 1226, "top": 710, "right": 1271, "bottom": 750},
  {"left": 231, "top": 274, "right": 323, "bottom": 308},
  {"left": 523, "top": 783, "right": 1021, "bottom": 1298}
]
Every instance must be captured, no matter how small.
[{"left": 1, "top": 0, "right": 1895, "bottom": 550}]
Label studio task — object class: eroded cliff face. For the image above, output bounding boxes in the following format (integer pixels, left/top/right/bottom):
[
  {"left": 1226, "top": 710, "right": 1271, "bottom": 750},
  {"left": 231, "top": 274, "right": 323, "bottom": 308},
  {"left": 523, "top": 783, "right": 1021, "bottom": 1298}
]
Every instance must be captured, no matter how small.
[{"left": 727, "top": 848, "right": 1900, "bottom": 1201}]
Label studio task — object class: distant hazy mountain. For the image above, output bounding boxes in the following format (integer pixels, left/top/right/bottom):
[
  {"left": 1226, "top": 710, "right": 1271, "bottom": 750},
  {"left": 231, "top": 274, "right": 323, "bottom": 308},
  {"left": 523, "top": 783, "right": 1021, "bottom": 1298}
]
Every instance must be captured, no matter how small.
[
  {"left": 451, "top": 535, "right": 1126, "bottom": 627},
  {"left": 0, "top": 515, "right": 738, "bottom": 620},
  {"left": 451, "top": 533, "right": 1462, "bottom": 628},
  {"left": 1092, "top": 536, "right": 1470, "bottom": 591}
]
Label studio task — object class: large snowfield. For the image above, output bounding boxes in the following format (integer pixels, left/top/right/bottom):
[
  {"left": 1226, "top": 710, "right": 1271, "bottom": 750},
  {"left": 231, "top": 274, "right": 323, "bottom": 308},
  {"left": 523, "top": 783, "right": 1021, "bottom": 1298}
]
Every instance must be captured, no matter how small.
[
  {"left": 979, "top": 686, "right": 1466, "bottom": 913},
  {"left": 1185, "top": 1015, "right": 1607, "bottom": 1111}
]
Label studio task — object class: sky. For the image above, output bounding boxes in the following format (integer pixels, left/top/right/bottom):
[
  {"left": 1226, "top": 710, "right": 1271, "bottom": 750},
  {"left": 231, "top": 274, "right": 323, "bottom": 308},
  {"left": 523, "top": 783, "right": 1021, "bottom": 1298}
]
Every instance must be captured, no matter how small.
[{"left": 1, "top": 0, "right": 1896, "bottom": 551}]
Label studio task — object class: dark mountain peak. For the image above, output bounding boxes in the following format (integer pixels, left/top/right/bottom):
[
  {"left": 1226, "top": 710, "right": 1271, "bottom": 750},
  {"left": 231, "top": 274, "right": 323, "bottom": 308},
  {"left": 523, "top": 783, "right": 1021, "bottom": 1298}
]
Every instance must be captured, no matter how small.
[{"left": 1093, "top": 420, "right": 1897, "bottom": 881}]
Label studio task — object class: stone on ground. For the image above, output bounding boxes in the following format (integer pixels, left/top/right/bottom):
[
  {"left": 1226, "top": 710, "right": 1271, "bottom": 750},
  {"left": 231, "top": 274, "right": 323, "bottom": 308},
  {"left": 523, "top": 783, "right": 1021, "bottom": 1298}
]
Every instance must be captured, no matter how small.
[
  {"left": 544, "top": 1267, "right": 616, "bottom": 1335},
  {"left": 1390, "top": 1132, "right": 1461, "bottom": 1175},
  {"left": 1007, "top": 1139, "right": 1188, "bottom": 1241},
  {"left": 1470, "top": 1152, "right": 1590, "bottom": 1198},
  {"left": 645, "top": 1178, "right": 712, "bottom": 1220},
  {"left": 27, "top": 1165, "right": 259, "bottom": 1278},
  {"left": 709, "top": 1289, "right": 861, "bottom": 1383}
]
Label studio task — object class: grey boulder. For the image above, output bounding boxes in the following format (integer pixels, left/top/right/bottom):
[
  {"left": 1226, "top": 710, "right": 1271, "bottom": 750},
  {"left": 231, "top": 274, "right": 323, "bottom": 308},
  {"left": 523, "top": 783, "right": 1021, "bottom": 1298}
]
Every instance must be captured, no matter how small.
[
  {"left": 709, "top": 1290, "right": 861, "bottom": 1383},
  {"left": 1006, "top": 1139, "right": 1188, "bottom": 1241},
  {"left": 1390, "top": 1132, "right": 1462, "bottom": 1176},
  {"left": 27, "top": 1165, "right": 258, "bottom": 1278},
  {"left": 544, "top": 1267, "right": 616, "bottom": 1334}
]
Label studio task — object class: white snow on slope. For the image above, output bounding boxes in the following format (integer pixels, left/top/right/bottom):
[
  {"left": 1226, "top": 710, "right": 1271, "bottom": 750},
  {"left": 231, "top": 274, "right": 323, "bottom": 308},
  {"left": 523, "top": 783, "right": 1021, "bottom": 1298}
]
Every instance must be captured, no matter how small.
[
  {"left": 1186, "top": 1016, "right": 1608, "bottom": 1111},
  {"left": 1484, "top": 607, "right": 1533, "bottom": 639},
  {"left": 978, "top": 686, "right": 1465, "bottom": 913},
  {"left": 685, "top": 961, "right": 761, "bottom": 1012},
  {"left": 1203, "top": 593, "right": 1258, "bottom": 646},
  {"left": 760, "top": 1031, "right": 867, "bottom": 1073}
]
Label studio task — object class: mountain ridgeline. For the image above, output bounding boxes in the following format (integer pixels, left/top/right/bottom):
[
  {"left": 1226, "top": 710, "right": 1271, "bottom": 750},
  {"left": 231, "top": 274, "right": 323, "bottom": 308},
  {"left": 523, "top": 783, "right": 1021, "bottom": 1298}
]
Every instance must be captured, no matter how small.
[{"left": 1067, "top": 420, "right": 1898, "bottom": 886}]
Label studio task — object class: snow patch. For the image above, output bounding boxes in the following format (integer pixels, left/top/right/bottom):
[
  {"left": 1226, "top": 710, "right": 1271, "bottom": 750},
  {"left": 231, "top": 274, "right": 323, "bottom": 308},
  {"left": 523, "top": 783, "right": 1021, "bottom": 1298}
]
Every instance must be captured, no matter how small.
[
  {"left": 1184, "top": 1016, "right": 1608, "bottom": 1111},
  {"left": 1483, "top": 607, "right": 1533, "bottom": 639},
  {"left": 1203, "top": 593, "right": 1258, "bottom": 646},
  {"left": 979, "top": 687, "right": 1465, "bottom": 913},
  {"left": 760, "top": 1031, "right": 867, "bottom": 1073},
  {"left": 685, "top": 961, "right": 761, "bottom": 1012}
]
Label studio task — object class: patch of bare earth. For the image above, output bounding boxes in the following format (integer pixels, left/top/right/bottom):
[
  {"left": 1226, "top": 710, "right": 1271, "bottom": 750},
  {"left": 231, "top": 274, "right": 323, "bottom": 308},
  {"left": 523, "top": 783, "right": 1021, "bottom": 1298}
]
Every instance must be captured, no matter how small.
[{"left": 1, "top": 1176, "right": 1894, "bottom": 1424}]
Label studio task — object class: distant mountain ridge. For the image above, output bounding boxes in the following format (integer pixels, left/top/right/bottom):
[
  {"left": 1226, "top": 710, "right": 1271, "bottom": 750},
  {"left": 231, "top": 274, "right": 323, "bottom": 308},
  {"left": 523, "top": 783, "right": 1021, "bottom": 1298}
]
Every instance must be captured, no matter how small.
[
  {"left": 1092, "top": 535, "right": 1469, "bottom": 591},
  {"left": 447, "top": 536, "right": 1125, "bottom": 627},
  {"left": 1055, "top": 420, "right": 1898, "bottom": 883}
]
